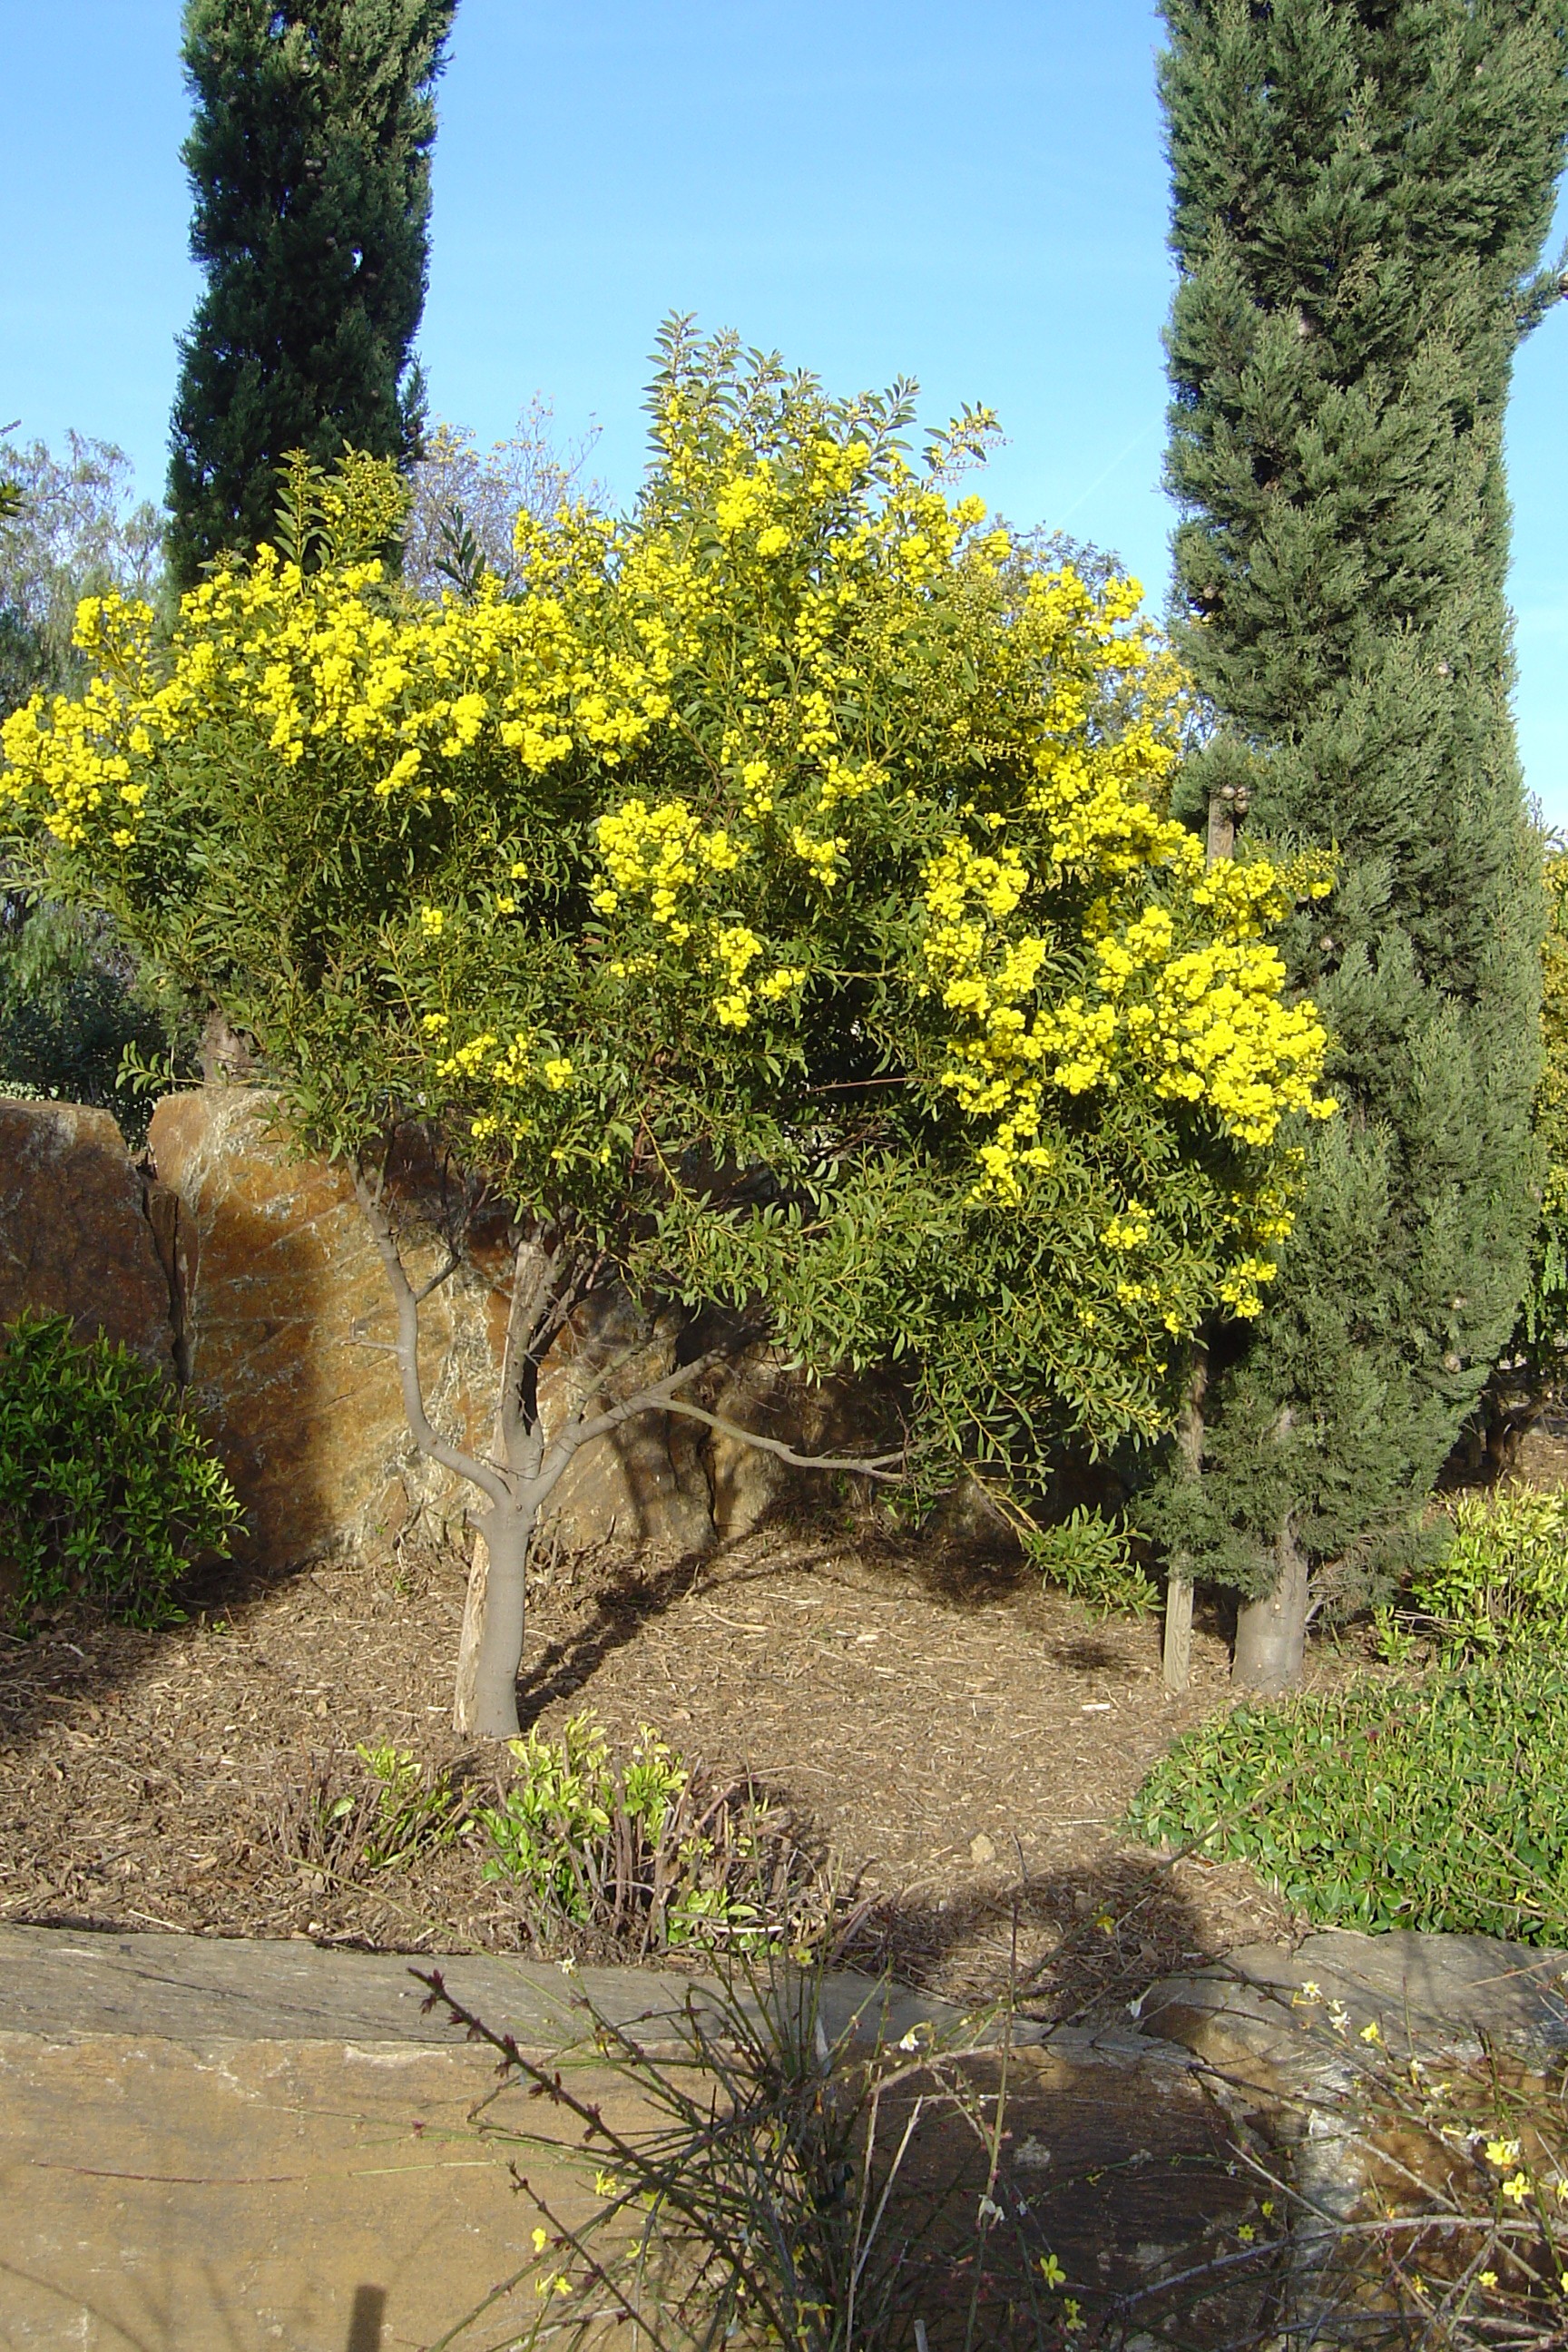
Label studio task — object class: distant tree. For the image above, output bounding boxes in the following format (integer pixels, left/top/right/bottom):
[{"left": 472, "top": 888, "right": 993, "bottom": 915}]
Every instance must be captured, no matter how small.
[
  {"left": 401, "top": 399, "right": 603, "bottom": 599},
  {"left": 166, "top": 0, "right": 456, "bottom": 588},
  {"left": 1143, "top": 0, "right": 1568, "bottom": 1689},
  {"left": 0, "top": 430, "right": 162, "bottom": 709}
]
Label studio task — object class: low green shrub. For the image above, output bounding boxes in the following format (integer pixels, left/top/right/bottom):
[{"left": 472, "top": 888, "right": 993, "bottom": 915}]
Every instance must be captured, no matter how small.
[
  {"left": 1392, "top": 1485, "right": 1568, "bottom": 1663},
  {"left": 0, "top": 1308, "right": 242, "bottom": 1628},
  {"left": 476, "top": 1711, "right": 830, "bottom": 1957},
  {"left": 1127, "top": 1655, "right": 1568, "bottom": 1944},
  {"left": 1021, "top": 1504, "right": 1159, "bottom": 1618}
]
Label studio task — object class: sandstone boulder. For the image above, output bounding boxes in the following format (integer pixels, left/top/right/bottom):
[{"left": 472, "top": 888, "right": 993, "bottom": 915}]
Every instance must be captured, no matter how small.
[
  {"left": 147, "top": 1089, "right": 718, "bottom": 1567},
  {"left": 0, "top": 1097, "right": 177, "bottom": 1374}
]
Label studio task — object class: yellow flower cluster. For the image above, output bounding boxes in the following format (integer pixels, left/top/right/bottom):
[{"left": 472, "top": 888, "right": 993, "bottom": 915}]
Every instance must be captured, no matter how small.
[{"left": 922, "top": 817, "right": 1334, "bottom": 1211}]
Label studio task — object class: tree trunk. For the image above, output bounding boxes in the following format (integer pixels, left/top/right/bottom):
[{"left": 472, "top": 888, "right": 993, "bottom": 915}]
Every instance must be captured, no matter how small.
[
  {"left": 454, "top": 1494, "right": 536, "bottom": 1739},
  {"left": 1232, "top": 1524, "right": 1308, "bottom": 1693},
  {"left": 1162, "top": 1342, "right": 1208, "bottom": 1693}
]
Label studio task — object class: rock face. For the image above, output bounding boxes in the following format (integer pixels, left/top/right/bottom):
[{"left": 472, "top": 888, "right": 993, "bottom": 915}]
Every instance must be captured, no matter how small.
[
  {"left": 147, "top": 1089, "right": 718, "bottom": 1567},
  {"left": 2, "top": 1084, "right": 865, "bottom": 1572},
  {"left": 0, "top": 1097, "right": 177, "bottom": 1374}
]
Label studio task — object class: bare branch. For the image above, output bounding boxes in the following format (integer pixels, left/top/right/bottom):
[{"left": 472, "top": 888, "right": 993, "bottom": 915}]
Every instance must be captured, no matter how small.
[
  {"left": 412, "top": 1248, "right": 462, "bottom": 1307},
  {"left": 662, "top": 1401, "right": 905, "bottom": 1481},
  {"left": 566, "top": 1351, "right": 904, "bottom": 1482},
  {"left": 564, "top": 1348, "right": 728, "bottom": 1453},
  {"left": 352, "top": 1163, "right": 510, "bottom": 1510}
]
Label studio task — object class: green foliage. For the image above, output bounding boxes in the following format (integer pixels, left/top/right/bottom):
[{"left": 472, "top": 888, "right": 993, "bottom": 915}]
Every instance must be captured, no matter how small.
[
  {"left": 1392, "top": 1487, "right": 1568, "bottom": 1665},
  {"left": 1128, "top": 1655, "right": 1568, "bottom": 1943},
  {"left": 344, "top": 1742, "right": 465, "bottom": 1868},
  {"left": 0, "top": 886, "right": 188, "bottom": 1142},
  {"left": 1021, "top": 1504, "right": 1158, "bottom": 1617},
  {"left": 6, "top": 334, "right": 1338, "bottom": 1505},
  {"left": 1142, "top": 2, "right": 1567, "bottom": 1607},
  {"left": 0, "top": 1309, "right": 242, "bottom": 1629},
  {"left": 0, "top": 427, "right": 163, "bottom": 711},
  {"left": 475, "top": 1713, "right": 826, "bottom": 1955},
  {"left": 167, "top": 0, "right": 456, "bottom": 587},
  {"left": 0, "top": 430, "right": 181, "bottom": 1124}
]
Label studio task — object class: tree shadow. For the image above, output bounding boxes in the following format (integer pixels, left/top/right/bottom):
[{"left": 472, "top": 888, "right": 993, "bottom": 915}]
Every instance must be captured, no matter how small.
[
  {"left": 514, "top": 1545, "right": 717, "bottom": 1725},
  {"left": 848, "top": 1847, "right": 1231, "bottom": 2028}
]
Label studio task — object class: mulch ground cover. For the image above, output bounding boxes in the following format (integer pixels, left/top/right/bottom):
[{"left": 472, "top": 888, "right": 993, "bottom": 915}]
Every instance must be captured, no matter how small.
[{"left": 0, "top": 1507, "right": 1348, "bottom": 2019}]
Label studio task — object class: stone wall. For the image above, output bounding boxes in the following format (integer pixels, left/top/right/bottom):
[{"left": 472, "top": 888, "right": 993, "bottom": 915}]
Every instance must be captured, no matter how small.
[
  {"left": 1, "top": 1085, "right": 865, "bottom": 1569},
  {"left": 0, "top": 1100, "right": 178, "bottom": 1374}
]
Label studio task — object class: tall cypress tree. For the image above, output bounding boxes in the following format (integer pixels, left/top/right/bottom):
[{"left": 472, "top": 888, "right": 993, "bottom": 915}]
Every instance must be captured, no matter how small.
[
  {"left": 167, "top": 0, "right": 456, "bottom": 588},
  {"left": 1145, "top": 0, "right": 1568, "bottom": 1687}
]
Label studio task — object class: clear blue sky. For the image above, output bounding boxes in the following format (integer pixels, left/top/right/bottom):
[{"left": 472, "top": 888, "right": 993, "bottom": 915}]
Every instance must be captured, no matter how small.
[{"left": 4, "top": 1, "right": 1564, "bottom": 817}]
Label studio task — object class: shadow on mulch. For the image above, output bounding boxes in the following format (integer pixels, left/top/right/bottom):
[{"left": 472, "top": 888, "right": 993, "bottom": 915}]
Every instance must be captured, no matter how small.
[
  {"left": 516, "top": 1544, "right": 729, "bottom": 1724},
  {"left": 849, "top": 1847, "right": 1230, "bottom": 2025}
]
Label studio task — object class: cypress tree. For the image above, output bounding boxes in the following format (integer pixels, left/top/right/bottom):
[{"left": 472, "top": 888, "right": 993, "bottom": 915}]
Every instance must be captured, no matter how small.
[
  {"left": 167, "top": 0, "right": 456, "bottom": 588},
  {"left": 1145, "top": 0, "right": 1568, "bottom": 1687}
]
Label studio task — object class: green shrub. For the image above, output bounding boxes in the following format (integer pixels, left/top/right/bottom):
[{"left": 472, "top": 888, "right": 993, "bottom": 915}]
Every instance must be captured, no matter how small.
[
  {"left": 1127, "top": 1656, "right": 1568, "bottom": 1944},
  {"left": 1394, "top": 1486, "right": 1568, "bottom": 1664},
  {"left": 476, "top": 1712, "right": 828, "bottom": 1956},
  {"left": 0, "top": 1308, "right": 242, "bottom": 1628},
  {"left": 1021, "top": 1504, "right": 1159, "bottom": 1618}
]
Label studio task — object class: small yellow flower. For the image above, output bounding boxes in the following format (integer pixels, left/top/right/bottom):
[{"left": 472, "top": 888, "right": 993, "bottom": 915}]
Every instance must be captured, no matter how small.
[
  {"left": 418, "top": 904, "right": 445, "bottom": 937},
  {"left": 532, "top": 2227, "right": 548, "bottom": 2253},
  {"left": 1479, "top": 2270, "right": 1498, "bottom": 2289},
  {"left": 1359, "top": 2020, "right": 1382, "bottom": 2044},
  {"left": 1485, "top": 2138, "right": 1522, "bottom": 2169},
  {"left": 1237, "top": 2223, "right": 1255, "bottom": 2244},
  {"left": 1039, "top": 2253, "right": 1066, "bottom": 2288},
  {"left": 1501, "top": 2171, "right": 1533, "bottom": 2206}
]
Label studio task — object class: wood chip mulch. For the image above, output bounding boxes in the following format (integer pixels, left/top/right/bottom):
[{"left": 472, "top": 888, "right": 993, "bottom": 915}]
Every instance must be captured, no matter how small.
[{"left": 0, "top": 1511, "right": 1326, "bottom": 2019}]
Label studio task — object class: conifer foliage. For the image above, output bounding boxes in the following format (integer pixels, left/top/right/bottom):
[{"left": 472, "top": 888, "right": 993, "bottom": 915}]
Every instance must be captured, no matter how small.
[
  {"left": 1147, "top": 0, "right": 1568, "bottom": 1686},
  {"left": 166, "top": 0, "right": 456, "bottom": 588}
]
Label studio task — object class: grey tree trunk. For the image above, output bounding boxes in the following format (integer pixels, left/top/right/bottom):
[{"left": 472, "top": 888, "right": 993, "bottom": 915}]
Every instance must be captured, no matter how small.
[
  {"left": 1162, "top": 1343, "right": 1207, "bottom": 1693},
  {"left": 354, "top": 1143, "right": 904, "bottom": 1740},
  {"left": 454, "top": 1494, "right": 536, "bottom": 1740},
  {"left": 1232, "top": 1525, "right": 1308, "bottom": 1693}
]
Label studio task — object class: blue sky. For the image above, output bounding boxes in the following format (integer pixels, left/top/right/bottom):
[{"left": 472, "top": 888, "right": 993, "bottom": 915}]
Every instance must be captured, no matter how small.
[{"left": 5, "top": 1, "right": 1565, "bottom": 816}]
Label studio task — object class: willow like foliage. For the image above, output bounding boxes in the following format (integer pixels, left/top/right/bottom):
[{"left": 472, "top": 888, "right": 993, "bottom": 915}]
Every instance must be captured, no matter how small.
[{"left": 3, "top": 330, "right": 1339, "bottom": 1504}]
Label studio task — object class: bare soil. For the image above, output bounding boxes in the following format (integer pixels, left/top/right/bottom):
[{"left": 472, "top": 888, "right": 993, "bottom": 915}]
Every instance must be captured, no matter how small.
[{"left": 0, "top": 1509, "right": 1335, "bottom": 2018}]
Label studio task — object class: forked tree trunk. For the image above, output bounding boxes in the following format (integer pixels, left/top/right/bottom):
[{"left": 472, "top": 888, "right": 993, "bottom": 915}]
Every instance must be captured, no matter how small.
[
  {"left": 1232, "top": 1524, "right": 1308, "bottom": 1693},
  {"left": 353, "top": 1147, "right": 903, "bottom": 1740}
]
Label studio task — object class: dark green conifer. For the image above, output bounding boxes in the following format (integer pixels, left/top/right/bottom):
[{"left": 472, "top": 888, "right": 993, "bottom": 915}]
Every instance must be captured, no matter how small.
[
  {"left": 1145, "top": 0, "right": 1568, "bottom": 1686},
  {"left": 167, "top": 0, "right": 456, "bottom": 587}
]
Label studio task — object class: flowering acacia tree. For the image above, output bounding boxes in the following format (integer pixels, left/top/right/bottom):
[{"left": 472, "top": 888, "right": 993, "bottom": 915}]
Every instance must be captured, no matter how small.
[{"left": 1, "top": 324, "right": 1334, "bottom": 1735}]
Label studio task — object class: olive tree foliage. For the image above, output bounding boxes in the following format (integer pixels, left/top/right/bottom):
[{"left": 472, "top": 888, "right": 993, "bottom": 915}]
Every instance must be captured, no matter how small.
[
  {"left": 401, "top": 398, "right": 603, "bottom": 600},
  {"left": 1, "top": 325, "right": 1334, "bottom": 1735}
]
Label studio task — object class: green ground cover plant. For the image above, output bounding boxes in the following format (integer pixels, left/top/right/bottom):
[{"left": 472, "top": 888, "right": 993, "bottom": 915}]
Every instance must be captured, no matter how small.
[
  {"left": 1128, "top": 1653, "right": 1568, "bottom": 1944},
  {"left": 0, "top": 1308, "right": 241, "bottom": 1629},
  {"left": 1396, "top": 1488, "right": 1568, "bottom": 1666}
]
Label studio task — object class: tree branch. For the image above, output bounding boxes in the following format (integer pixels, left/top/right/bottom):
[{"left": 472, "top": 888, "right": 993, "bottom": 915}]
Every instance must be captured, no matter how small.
[
  {"left": 352, "top": 1162, "right": 510, "bottom": 1511},
  {"left": 565, "top": 1350, "right": 904, "bottom": 1482},
  {"left": 662, "top": 1400, "right": 905, "bottom": 1480}
]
